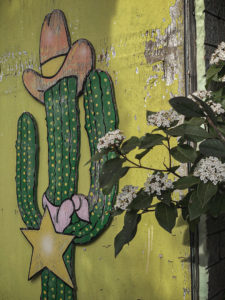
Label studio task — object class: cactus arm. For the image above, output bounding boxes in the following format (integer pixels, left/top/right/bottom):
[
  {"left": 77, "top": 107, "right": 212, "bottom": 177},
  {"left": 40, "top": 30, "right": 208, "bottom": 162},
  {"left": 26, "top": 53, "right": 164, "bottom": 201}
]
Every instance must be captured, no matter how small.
[
  {"left": 16, "top": 113, "right": 41, "bottom": 229},
  {"left": 64, "top": 70, "right": 119, "bottom": 244}
]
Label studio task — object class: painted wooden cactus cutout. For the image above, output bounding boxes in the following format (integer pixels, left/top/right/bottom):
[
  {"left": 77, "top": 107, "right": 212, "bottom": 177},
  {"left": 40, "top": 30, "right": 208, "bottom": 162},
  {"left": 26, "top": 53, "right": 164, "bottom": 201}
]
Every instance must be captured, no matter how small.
[{"left": 16, "top": 9, "right": 118, "bottom": 300}]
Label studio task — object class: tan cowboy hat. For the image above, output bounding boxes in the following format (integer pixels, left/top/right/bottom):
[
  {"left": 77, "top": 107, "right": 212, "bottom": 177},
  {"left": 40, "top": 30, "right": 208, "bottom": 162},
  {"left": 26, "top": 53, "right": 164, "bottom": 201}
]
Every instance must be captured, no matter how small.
[{"left": 23, "top": 9, "right": 94, "bottom": 103}]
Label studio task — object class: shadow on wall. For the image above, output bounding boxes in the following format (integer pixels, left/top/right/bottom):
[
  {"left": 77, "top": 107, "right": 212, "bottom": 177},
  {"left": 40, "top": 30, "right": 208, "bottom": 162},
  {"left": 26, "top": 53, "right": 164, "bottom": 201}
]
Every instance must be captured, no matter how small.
[
  {"left": 58, "top": 0, "right": 119, "bottom": 71},
  {"left": 0, "top": 0, "right": 118, "bottom": 78}
]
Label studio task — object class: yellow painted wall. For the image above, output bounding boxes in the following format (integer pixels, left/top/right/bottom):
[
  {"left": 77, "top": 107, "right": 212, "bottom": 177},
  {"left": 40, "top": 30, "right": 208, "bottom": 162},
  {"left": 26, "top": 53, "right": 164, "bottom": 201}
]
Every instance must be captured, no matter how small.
[{"left": 0, "top": 0, "right": 191, "bottom": 299}]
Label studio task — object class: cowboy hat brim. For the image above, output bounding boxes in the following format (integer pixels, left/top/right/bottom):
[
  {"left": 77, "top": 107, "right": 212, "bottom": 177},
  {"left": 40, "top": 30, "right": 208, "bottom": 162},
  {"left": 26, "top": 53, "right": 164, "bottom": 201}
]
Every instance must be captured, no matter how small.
[{"left": 23, "top": 39, "right": 94, "bottom": 103}]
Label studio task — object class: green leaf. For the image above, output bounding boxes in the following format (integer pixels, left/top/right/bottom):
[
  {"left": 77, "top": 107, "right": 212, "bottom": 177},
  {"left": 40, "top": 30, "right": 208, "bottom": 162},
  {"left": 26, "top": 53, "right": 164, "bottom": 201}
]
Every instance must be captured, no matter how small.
[
  {"left": 167, "top": 166, "right": 180, "bottom": 173},
  {"left": 146, "top": 110, "right": 155, "bottom": 121},
  {"left": 135, "top": 148, "right": 151, "bottom": 160},
  {"left": 188, "top": 191, "right": 203, "bottom": 221},
  {"left": 218, "top": 125, "right": 225, "bottom": 136},
  {"left": 177, "top": 136, "right": 186, "bottom": 145},
  {"left": 213, "top": 88, "right": 225, "bottom": 103},
  {"left": 100, "top": 157, "right": 124, "bottom": 177},
  {"left": 197, "top": 181, "right": 217, "bottom": 207},
  {"left": 195, "top": 97, "right": 218, "bottom": 125},
  {"left": 102, "top": 166, "right": 130, "bottom": 195},
  {"left": 210, "top": 72, "right": 223, "bottom": 82},
  {"left": 112, "top": 208, "right": 124, "bottom": 216},
  {"left": 168, "top": 124, "right": 210, "bottom": 142},
  {"left": 206, "top": 64, "right": 223, "bottom": 81},
  {"left": 128, "top": 190, "right": 153, "bottom": 210},
  {"left": 121, "top": 136, "right": 140, "bottom": 154},
  {"left": 100, "top": 158, "right": 126, "bottom": 194},
  {"left": 208, "top": 126, "right": 219, "bottom": 138},
  {"left": 170, "top": 144, "right": 198, "bottom": 163},
  {"left": 151, "top": 127, "right": 162, "bottom": 133},
  {"left": 139, "top": 133, "right": 166, "bottom": 149},
  {"left": 158, "top": 192, "right": 172, "bottom": 206},
  {"left": 179, "top": 192, "right": 192, "bottom": 220},
  {"left": 199, "top": 139, "right": 225, "bottom": 158},
  {"left": 114, "top": 211, "right": 141, "bottom": 257},
  {"left": 155, "top": 202, "right": 177, "bottom": 233},
  {"left": 174, "top": 176, "right": 200, "bottom": 190},
  {"left": 218, "top": 65, "right": 225, "bottom": 77},
  {"left": 118, "top": 166, "right": 130, "bottom": 179},
  {"left": 184, "top": 117, "right": 205, "bottom": 126},
  {"left": 100, "top": 167, "right": 130, "bottom": 195},
  {"left": 85, "top": 150, "right": 110, "bottom": 165},
  {"left": 169, "top": 97, "right": 204, "bottom": 117},
  {"left": 181, "top": 207, "right": 189, "bottom": 221}
]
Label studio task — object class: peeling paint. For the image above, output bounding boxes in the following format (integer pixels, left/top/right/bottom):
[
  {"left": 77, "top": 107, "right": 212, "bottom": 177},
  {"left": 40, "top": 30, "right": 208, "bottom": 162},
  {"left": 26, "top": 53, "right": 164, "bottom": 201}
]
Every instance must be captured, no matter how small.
[
  {"left": 0, "top": 50, "right": 39, "bottom": 81},
  {"left": 183, "top": 287, "right": 190, "bottom": 300},
  {"left": 97, "top": 48, "right": 111, "bottom": 67},
  {"left": 97, "top": 45, "right": 116, "bottom": 67},
  {"left": 144, "top": 0, "right": 184, "bottom": 92},
  {"left": 111, "top": 46, "right": 116, "bottom": 58},
  {"left": 146, "top": 74, "right": 158, "bottom": 86}
]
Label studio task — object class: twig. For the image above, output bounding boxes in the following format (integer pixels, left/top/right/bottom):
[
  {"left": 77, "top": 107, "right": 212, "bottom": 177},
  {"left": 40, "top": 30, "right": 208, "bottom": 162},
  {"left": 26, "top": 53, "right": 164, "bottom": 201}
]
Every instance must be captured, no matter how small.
[{"left": 117, "top": 149, "right": 168, "bottom": 172}]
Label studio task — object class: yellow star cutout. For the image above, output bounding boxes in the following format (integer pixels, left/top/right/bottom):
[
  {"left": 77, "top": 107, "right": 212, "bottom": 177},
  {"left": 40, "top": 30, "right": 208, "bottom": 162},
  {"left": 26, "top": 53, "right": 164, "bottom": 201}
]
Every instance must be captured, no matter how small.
[{"left": 21, "top": 208, "right": 74, "bottom": 288}]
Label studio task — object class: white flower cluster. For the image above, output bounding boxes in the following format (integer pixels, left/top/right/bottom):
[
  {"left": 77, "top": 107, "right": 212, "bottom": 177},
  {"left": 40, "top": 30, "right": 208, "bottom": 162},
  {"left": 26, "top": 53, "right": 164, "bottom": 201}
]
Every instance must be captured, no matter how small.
[
  {"left": 97, "top": 129, "right": 125, "bottom": 152},
  {"left": 114, "top": 185, "right": 139, "bottom": 210},
  {"left": 191, "top": 90, "right": 212, "bottom": 100},
  {"left": 194, "top": 156, "right": 225, "bottom": 185},
  {"left": 207, "top": 100, "right": 225, "bottom": 115},
  {"left": 188, "top": 91, "right": 224, "bottom": 115},
  {"left": 144, "top": 172, "right": 173, "bottom": 196},
  {"left": 147, "top": 109, "right": 180, "bottom": 128},
  {"left": 210, "top": 42, "right": 225, "bottom": 65}
]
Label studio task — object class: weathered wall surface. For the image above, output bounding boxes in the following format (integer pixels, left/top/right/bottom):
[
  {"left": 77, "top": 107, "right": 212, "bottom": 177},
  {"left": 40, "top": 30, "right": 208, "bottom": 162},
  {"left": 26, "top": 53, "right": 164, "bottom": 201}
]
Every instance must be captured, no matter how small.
[{"left": 0, "top": 0, "right": 191, "bottom": 299}]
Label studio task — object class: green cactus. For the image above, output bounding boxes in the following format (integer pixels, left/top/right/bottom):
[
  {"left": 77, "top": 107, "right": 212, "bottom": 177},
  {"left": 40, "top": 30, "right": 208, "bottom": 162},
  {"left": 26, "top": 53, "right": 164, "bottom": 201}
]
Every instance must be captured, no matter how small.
[
  {"left": 64, "top": 70, "right": 118, "bottom": 243},
  {"left": 16, "top": 71, "right": 118, "bottom": 299},
  {"left": 16, "top": 112, "right": 41, "bottom": 229}
]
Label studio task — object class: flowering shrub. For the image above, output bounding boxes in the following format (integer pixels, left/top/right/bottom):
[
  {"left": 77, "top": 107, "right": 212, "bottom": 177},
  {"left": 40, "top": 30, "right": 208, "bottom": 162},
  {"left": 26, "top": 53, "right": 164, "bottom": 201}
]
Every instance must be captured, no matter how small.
[
  {"left": 144, "top": 172, "right": 174, "bottom": 196},
  {"left": 97, "top": 129, "right": 125, "bottom": 152},
  {"left": 115, "top": 185, "right": 139, "bottom": 210},
  {"left": 88, "top": 42, "right": 225, "bottom": 256},
  {"left": 210, "top": 42, "right": 225, "bottom": 65},
  {"left": 147, "top": 109, "right": 181, "bottom": 128},
  {"left": 193, "top": 156, "right": 225, "bottom": 185}
]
